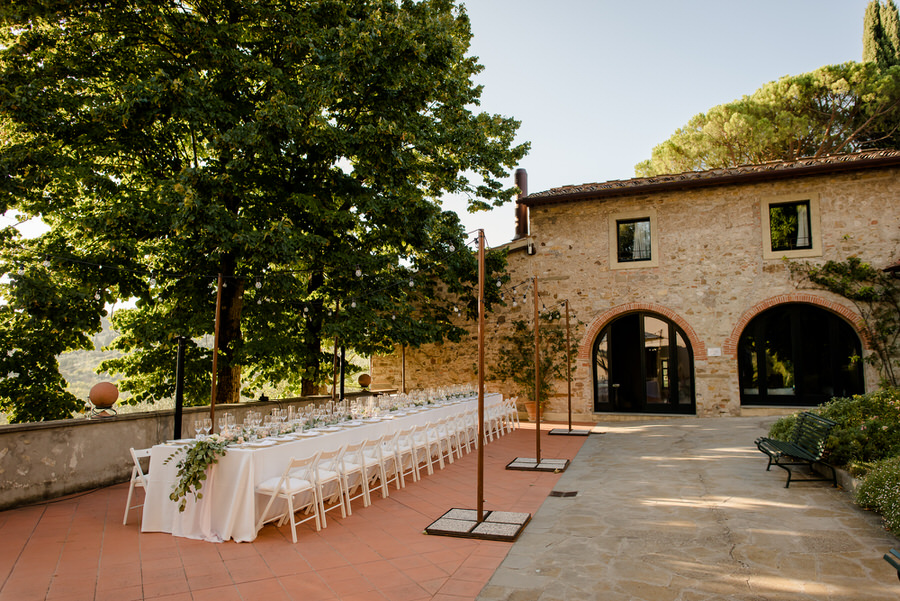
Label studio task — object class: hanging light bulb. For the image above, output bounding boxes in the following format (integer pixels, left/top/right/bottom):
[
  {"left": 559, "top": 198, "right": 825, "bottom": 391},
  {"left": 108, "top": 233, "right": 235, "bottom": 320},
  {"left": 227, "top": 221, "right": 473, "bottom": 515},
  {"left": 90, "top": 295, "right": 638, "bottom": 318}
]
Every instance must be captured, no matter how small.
[
  {"left": 496, "top": 280, "right": 502, "bottom": 287},
  {"left": 355, "top": 265, "right": 362, "bottom": 277},
  {"left": 392, "top": 314, "right": 396, "bottom": 320},
  {"left": 448, "top": 244, "right": 455, "bottom": 252},
  {"left": 42, "top": 260, "right": 51, "bottom": 268},
  {"left": 408, "top": 278, "right": 414, "bottom": 287},
  {"left": 255, "top": 280, "right": 262, "bottom": 289},
  {"left": 303, "top": 305, "right": 309, "bottom": 313},
  {"left": 351, "top": 299, "right": 357, "bottom": 308}
]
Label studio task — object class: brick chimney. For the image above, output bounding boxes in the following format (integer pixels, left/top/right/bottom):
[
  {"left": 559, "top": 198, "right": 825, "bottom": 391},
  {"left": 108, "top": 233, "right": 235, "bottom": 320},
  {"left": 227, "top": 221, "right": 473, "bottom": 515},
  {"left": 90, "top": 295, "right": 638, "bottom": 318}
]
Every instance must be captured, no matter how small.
[{"left": 513, "top": 168, "right": 529, "bottom": 240}]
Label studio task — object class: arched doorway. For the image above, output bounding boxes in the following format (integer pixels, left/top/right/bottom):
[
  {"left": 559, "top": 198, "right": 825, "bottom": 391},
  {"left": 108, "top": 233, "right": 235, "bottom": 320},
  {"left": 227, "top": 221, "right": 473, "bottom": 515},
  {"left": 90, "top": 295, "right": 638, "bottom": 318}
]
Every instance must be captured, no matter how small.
[
  {"left": 592, "top": 312, "right": 695, "bottom": 414},
  {"left": 737, "top": 303, "right": 864, "bottom": 406}
]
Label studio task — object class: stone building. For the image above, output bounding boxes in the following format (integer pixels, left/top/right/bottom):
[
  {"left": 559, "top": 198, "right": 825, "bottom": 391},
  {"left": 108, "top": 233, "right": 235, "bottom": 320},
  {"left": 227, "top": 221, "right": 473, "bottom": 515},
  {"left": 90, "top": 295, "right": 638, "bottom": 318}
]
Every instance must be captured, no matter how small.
[{"left": 374, "top": 150, "right": 900, "bottom": 419}]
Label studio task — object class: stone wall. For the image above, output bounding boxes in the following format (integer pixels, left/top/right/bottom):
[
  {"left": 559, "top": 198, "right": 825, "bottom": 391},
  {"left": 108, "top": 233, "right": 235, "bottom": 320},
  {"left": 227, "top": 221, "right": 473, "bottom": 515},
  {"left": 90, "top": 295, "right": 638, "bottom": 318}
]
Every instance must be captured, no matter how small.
[
  {"left": 373, "top": 168, "right": 898, "bottom": 419},
  {"left": 0, "top": 392, "right": 387, "bottom": 510}
]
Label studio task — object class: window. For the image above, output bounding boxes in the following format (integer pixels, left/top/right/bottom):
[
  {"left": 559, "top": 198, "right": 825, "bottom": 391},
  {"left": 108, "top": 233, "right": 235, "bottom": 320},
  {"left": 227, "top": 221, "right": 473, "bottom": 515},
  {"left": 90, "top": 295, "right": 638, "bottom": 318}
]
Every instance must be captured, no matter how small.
[
  {"left": 760, "top": 193, "right": 821, "bottom": 260},
  {"left": 617, "top": 218, "right": 651, "bottom": 262},
  {"left": 609, "top": 209, "right": 658, "bottom": 269},
  {"left": 769, "top": 200, "right": 811, "bottom": 251},
  {"left": 738, "top": 304, "right": 863, "bottom": 406}
]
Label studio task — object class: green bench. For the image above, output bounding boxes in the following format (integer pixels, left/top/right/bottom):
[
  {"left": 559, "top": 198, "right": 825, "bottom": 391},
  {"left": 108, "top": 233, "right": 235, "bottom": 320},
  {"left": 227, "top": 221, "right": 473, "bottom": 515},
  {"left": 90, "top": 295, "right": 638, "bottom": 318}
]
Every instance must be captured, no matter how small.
[
  {"left": 755, "top": 411, "right": 837, "bottom": 488},
  {"left": 885, "top": 548, "right": 900, "bottom": 581}
]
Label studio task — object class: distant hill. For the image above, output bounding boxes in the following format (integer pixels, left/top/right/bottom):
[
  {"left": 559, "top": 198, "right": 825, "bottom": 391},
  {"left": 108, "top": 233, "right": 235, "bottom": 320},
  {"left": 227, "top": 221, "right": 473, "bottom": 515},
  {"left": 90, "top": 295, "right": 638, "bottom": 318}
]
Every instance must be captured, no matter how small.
[{"left": 58, "top": 316, "right": 125, "bottom": 402}]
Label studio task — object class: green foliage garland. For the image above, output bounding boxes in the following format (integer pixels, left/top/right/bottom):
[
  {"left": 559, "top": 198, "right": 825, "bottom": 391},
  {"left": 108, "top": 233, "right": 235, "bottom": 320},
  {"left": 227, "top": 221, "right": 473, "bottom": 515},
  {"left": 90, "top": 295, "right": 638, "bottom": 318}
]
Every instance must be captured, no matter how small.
[{"left": 165, "top": 434, "right": 231, "bottom": 512}]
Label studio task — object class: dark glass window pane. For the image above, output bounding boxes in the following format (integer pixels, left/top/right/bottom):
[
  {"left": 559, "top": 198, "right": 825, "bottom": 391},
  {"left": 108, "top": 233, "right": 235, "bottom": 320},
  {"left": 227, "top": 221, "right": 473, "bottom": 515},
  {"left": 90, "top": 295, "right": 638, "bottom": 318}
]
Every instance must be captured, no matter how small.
[
  {"left": 769, "top": 200, "right": 811, "bottom": 251},
  {"left": 617, "top": 218, "right": 651, "bottom": 262}
]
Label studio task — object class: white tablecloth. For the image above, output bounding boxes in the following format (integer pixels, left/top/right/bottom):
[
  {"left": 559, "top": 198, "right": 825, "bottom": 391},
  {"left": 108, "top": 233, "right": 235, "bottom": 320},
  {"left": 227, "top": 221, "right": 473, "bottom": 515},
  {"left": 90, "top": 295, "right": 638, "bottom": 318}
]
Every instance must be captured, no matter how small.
[{"left": 141, "top": 394, "right": 500, "bottom": 542}]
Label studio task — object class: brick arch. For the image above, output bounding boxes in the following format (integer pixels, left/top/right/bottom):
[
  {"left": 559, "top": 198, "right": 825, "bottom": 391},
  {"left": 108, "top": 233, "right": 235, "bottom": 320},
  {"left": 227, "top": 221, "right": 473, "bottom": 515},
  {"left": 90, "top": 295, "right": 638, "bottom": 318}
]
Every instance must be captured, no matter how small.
[
  {"left": 578, "top": 303, "right": 707, "bottom": 363},
  {"left": 723, "top": 293, "right": 869, "bottom": 358}
]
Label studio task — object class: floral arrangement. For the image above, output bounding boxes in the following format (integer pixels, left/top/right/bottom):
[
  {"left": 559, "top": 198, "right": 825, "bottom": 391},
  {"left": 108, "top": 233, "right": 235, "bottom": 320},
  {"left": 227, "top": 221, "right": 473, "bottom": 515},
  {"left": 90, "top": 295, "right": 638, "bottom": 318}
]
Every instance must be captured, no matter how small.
[{"left": 165, "top": 433, "right": 232, "bottom": 512}]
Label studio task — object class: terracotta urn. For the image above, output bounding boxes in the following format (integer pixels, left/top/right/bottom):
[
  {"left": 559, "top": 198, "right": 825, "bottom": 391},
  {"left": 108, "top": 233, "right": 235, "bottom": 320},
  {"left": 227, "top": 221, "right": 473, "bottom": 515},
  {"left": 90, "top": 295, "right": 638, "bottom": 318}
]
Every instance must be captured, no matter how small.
[
  {"left": 357, "top": 373, "right": 372, "bottom": 389},
  {"left": 89, "top": 382, "right": 119, "bottom": 408},
  {"left": 523, "top": 400, "right": 542, "bottom": 422}
]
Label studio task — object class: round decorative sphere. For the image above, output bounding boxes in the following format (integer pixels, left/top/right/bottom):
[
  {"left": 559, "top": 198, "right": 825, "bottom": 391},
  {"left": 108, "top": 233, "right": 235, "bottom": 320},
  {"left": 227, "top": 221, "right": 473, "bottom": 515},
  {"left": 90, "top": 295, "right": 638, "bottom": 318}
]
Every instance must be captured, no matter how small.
[
  {"left": 89, "top": 382, "right": 119, "bottom": 408},
  {"left": 357, "top": 374, "right": 372, "bottom": 389}
]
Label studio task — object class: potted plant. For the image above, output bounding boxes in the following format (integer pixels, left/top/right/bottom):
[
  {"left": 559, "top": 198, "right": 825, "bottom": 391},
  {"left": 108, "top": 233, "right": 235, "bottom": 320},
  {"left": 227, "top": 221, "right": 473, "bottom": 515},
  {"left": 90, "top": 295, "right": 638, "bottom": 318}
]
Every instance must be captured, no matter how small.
[{"left": 488, "top": 311, "right": 579, "bottom": 421}]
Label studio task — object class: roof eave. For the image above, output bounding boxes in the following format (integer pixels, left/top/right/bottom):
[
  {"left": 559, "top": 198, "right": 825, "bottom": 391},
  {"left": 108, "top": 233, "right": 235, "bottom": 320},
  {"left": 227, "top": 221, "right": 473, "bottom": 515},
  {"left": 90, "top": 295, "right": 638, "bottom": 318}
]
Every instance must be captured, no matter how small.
[{"left": 520, "top": 153, "right": 900, "bottom": 208}]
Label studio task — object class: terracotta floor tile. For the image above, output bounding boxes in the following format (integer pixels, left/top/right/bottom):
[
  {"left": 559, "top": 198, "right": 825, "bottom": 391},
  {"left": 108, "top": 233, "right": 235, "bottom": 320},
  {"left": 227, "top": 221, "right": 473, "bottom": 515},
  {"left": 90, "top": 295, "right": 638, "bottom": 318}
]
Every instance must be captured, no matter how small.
[
  {"left": 189, "top": 584, "right": 244, "bottom": 601},
  {"left": 418, "top": 577, "right": 450, "bottom": 596},
  {"left": 325, "top": 575, "right": 378, "bottom": 597},
  {"left": 0, "top": 428, "right": 584, "bottom": 601},
  {"left": 278, "top": 573, "right": 338, "bottom": 601},
  {"left": 434, "top": 576, "right": 487, "bottom": 598},
  {"left": 379, "top": 581, "right": 432, "bottom": 601},
  {"left": 94, "top": 584, "right": 145, "bottom": 601},
  {"left": 224, "top": 554, "right": 274, "bottom": 584},
  {"left": 235, "top": 578, "right": 292, "bottom": 601},
  {"left": 339, "top": 590, "right": 389, "bottom": 601}
]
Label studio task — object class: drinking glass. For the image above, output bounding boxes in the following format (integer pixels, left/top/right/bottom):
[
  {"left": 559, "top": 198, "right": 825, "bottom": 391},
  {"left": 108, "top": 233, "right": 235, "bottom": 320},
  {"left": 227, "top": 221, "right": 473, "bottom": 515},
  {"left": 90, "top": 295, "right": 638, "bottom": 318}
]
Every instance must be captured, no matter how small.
[{"left": 194, "top": 419, "right": 204, "bottom": 440}]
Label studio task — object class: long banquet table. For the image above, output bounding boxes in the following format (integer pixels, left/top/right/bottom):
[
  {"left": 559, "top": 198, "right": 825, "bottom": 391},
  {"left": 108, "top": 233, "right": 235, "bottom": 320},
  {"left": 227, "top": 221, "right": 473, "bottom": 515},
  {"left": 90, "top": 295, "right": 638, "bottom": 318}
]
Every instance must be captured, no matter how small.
[{"left": 141, "top": 393, "right": 501, "bottom": 542}]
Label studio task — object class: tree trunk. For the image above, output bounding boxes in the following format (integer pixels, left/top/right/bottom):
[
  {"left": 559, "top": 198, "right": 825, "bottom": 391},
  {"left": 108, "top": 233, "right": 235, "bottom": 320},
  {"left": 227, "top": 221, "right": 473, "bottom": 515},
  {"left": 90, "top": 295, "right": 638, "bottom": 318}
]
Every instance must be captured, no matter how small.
[{"left": 214, "top": 270, "right": 244, "bottom": 406}]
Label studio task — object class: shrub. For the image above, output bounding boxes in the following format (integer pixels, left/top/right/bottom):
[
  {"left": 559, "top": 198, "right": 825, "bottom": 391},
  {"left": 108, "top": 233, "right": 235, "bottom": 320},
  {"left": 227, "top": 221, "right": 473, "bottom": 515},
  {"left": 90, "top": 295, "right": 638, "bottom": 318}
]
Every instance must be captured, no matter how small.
[
  {"left": 765, "top": 388, "right": 900, "bottom": 473},
  {"left": 819, "top": 389, "right": 900, "bottom": 469},
  {"left": 855, "top": 456, "right": 900, "bottom": 533}
]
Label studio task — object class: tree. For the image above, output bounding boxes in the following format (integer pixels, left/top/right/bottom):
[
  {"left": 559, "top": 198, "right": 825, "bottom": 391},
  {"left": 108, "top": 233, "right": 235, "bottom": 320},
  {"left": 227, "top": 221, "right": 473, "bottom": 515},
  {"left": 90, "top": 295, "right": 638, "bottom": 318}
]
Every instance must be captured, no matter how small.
[
  {"left": 488, "top": 310, "right": 580, "bottom": 409},
  {"left": 635, "top": 62, "right": 900, "bottom": 177},
  {"left": 0, "top": 0, "right": 528, "bottom": 422},
  {"left": 864, "top": 0, "right": 900, "bottom": 67}
]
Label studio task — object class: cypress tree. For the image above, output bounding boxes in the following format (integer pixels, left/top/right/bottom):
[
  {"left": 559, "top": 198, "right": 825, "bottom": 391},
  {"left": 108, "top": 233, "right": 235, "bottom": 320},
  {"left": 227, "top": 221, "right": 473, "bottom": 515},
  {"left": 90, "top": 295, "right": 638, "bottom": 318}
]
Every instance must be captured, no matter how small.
[{"left": 863, "top": 0, "right": 900, "bottom": 67}]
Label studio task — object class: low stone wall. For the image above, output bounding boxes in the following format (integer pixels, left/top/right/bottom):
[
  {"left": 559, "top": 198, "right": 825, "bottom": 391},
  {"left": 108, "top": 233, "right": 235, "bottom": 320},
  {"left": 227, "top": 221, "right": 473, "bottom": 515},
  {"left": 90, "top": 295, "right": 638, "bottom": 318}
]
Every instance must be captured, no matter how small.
[{"left": 0, "top": 391, "right": 393, "bottom": 511}]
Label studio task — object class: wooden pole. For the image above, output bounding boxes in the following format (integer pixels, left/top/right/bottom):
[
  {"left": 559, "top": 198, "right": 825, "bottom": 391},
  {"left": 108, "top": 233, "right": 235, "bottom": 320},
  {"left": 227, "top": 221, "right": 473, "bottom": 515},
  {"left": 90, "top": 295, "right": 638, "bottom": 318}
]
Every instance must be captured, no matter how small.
[
  {"left": 209, "top": 273, "right": 223, "bottom": 423},
  {"left": 401, "top": 344, "right": 407, "bottom": 394},
  {"left": 331, "top": 302, "right": 340, "bottom": 402},
  {"left": 565, "top": 299, "right": 573, "bottom": 432},
  {"left": 533, "top": 276, "right": 541, "bottom": 462},
  {"left": 477, "top": 229, "right": 486, "bottom": 522}
]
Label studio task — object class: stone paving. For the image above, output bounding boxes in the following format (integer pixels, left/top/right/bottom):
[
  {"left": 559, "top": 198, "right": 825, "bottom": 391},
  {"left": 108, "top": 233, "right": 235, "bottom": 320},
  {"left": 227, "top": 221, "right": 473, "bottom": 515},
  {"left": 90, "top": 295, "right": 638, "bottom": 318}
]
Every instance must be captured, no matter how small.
[{"left": 478, "top": 416, "right": 900, "bottom": 601}]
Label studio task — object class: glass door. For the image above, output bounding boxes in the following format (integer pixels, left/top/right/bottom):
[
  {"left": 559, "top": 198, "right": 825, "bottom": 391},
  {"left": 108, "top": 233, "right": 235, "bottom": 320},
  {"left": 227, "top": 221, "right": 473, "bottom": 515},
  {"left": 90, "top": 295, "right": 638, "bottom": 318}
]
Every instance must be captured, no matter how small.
[{"left": 593, "top": 312, "right": 695, "bottom": 414}]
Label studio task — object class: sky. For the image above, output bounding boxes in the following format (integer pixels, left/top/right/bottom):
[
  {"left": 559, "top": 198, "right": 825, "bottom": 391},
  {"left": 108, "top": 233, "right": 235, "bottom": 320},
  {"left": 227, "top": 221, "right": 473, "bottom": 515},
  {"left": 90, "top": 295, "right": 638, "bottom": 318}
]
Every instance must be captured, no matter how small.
[{"left": 446, "top": 0, "right": 874, "bottom": 247}]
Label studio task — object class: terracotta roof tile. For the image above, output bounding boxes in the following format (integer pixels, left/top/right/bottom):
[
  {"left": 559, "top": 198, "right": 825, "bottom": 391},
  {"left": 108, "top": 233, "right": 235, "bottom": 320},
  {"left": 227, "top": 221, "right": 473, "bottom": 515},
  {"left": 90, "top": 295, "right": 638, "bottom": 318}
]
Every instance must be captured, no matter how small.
[{"left": 522, "top": 149, "right": 900, "bottom": 206}]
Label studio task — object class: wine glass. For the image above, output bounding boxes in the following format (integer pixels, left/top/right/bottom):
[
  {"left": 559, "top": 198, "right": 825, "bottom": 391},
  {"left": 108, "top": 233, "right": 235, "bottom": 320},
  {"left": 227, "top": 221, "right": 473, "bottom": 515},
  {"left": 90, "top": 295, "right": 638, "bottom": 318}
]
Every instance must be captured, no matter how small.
[
  {"left": 218, "top": 415, "right": 229, "bottom": 436},
  {"left": 202, "top": 418, "right": 212, "bottom": 438},
  {"left": 194, "top": 419, "right": 204, "bottom": 440}
]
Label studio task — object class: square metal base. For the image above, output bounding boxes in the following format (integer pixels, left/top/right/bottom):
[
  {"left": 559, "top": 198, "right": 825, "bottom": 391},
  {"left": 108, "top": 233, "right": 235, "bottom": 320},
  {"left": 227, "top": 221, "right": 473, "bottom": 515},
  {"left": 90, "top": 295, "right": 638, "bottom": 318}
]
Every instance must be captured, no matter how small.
[
  {"left": 505, "top": 457, "right": 570, "bottom": 472},
  {"left": 548, "top": 428, "right": 591, "bottom": 436},
  {"left": 425, "top": 508, "right": 531, "bottom": 542}
]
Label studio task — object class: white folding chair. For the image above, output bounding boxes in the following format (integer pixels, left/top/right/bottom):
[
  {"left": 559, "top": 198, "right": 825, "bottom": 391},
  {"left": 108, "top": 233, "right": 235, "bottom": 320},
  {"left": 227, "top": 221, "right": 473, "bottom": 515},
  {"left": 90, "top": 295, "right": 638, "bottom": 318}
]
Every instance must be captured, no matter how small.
[
  {"left": 123, "top": 447, "right": 151, "bottom": 525},
  {"left": 506, "top": 396, "right": 521, "bottom": 430},
  {"left": 430, "top": 417, "right": 457, "bottom": 466},
  {"left": 392, "top": 427, "right": 420, "bottom": 486},
  {"left": 363, "top": 434, "right": 399, "bottom": 496},
  {"left": 315, "top": 446, "right": 348, "bottom": 527},
  {"left": 256, "top": 452, "right": 321, "bottom": 543},
  {"left": 339, "top": 439, "right": 370, "bottom": 514},
  {"left": 411, "top": 424, "right": 437, "bottom": 475},
  {"left": 453, "top": 412, "right": 473, "bottom": 455}
]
